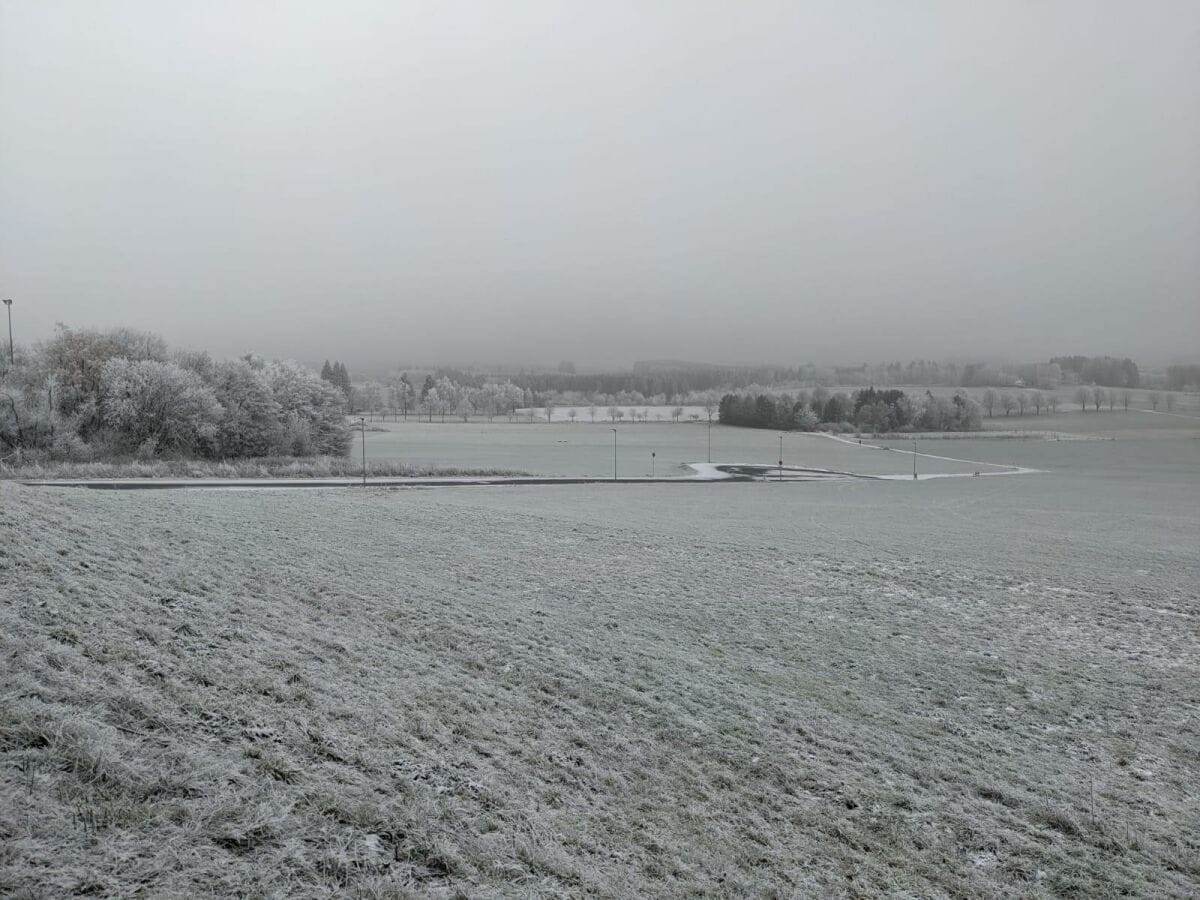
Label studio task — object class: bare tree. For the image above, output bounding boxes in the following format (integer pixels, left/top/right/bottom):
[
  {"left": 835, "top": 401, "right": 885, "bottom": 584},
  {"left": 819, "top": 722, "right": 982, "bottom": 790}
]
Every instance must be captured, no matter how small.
[
  {"left": 1000, "top": 392, "right": 1016, "bottom": 416},
  {"left": 671, "top": 406, "right": 683, "bottom": 422},
  {"left": 588, "top": 403, "right": 597, "bottom": 423},
  {"left": 1074, "top": 387, "right": 1090, "bottom": 411},
  {"left": 982, "top": 388, "right": 998, "bottom": 417},
  {"left": 1148, "top": 391, "right": 1161, "bottom": 410},
  {"left": 1165, "top": 393, "right": 1176, "bottom": 411},
  {"left": 544, "top": 401, "right": 555, "bottom": 423},
  {"left": 1046, "top": 394, "right": 1059, "bottom": 413},
  {"left": 1092, "top": 386, "right": 1104, "bottom": 411},
  {"left": 1106, "top": 389, "right": 1116, "bottom": 411},
  {"left": 608, "top": 405, "right": 619, "bottom": 423},
  {"left": 1016, "top": 392, "right": 1029, "bottom": 416},
  {"left": 1121, "top": 390, "right": 1132, "bottom": 410},
  {"left": 568, "top": 408, "right": 577, "bottom": 423},
  {"left": 1031, "top": 390, "right": 1044, "bottom": 415}
]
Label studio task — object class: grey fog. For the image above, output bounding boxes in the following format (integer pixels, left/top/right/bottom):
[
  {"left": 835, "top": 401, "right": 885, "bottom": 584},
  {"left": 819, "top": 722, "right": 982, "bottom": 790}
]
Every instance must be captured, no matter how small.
[{"left": 1, "top": 0, "right": 1198, "bottom": 369}]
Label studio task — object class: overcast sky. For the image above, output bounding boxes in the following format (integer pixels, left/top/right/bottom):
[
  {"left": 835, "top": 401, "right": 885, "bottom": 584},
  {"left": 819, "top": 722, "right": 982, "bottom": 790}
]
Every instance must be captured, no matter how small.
[{"left": 1, "top": 1, "right": 1197, "bottom": 370}]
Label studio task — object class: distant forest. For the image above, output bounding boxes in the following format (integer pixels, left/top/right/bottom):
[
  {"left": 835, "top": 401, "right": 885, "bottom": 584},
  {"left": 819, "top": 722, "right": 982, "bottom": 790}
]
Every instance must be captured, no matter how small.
[{"left": 348, "top": 355, "right": 1157, "bottom": 413}]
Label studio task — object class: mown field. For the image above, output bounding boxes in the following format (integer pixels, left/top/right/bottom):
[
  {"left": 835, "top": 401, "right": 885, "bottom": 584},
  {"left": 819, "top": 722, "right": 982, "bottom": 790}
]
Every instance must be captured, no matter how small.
[{"left": 2, "top": 433, "right": 1197, "bottom": 896}]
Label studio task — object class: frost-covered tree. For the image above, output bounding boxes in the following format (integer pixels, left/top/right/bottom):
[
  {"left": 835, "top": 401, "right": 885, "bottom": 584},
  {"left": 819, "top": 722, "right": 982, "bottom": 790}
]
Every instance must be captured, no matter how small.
[
  {"left": 1074, "top": 387, "right": 1090, "bottom": 411},
  {"left": 422, "top": 387, "right": 438, "bottom": 422},
  {"left": 982, "top": 388, "right": 998, "bottom": 417},
  {"left": 0, "top": 364, "right": 71, "bottom": 457},
  {"left": 262, "top": 359, "right": 351, "bottom": 456},
  {"left": 43, "top": 325, "right": 168, "bottom": 434},
  {"left": 99, "top": 359, "right": 223, "bottom": 457},
  {"left": 434, "top": 377, "right": 459, "bottom": 422},
  {"left": 209, "top": 360, "right": 283, "bottom": 458}
]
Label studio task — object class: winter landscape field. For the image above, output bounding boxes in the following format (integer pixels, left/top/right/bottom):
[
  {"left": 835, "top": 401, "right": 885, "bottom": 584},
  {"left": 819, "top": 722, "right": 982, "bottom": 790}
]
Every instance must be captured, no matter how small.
[
  {"left": 356, "top": 407, "right": 1198, "bottom": 479},
  {"left": 2, "top": 418, "right": 1197, "bottom": 897},
  {"left": 4, "top": 1, "right": 1200, "bottom": 895}
]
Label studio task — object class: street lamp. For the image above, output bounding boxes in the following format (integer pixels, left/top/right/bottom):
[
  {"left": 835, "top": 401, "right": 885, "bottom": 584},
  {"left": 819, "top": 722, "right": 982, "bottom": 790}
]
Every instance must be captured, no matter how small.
[
  {"left": 611, "top": 428, "right": 617, "bottom": 480},
  {"left": 359, "top": 417, "right": 367, "bottom": 487},
  {"left": 2, "top": 299, "right": 12, "bottom": 367}
]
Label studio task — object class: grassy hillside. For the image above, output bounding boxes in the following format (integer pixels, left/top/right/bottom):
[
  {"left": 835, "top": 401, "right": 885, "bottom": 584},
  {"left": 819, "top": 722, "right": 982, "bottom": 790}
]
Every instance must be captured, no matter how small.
[{"left": 1, "top": 483, "right": 1197, "bottom": 897}]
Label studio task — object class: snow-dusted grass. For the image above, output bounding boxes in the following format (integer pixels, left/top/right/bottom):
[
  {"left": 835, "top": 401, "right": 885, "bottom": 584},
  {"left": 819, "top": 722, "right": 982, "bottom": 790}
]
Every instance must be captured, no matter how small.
[
  {"left": 2, "top": 467, "right": 1198, "bottom": 897},
  {"left": 360, "top": 422, "right": 986, "bottom": 478},
  {"left": 0, "top": 456, "right": 526, "bottom": 481}
]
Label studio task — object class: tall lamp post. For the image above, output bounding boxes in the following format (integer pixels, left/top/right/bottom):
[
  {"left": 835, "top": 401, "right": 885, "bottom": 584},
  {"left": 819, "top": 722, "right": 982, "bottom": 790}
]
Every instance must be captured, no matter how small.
[
  {"left": 2, "top": 299, "right": 12, "bottom": 367},
  {"left": 359, "top": 417, "right": 367, "bottom": 487},
  {"left": 611, "top": 428, "right": 617, "bottom": 481}
]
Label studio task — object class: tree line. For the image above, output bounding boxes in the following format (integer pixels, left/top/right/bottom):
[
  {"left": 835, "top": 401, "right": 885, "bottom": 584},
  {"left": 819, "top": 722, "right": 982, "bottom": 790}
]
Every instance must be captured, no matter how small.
[
  {"left": 1, "top": 326, "right": 350, "bottom": 462},
  {"left": 718, "top": 387, "right": 982, "bottom": 433},
  {"left": 1050, "top": 356, "right": 1140, "bottom": 389},
  {"left": 354, "top": 353, "right": 1157, "bottom": 406}
]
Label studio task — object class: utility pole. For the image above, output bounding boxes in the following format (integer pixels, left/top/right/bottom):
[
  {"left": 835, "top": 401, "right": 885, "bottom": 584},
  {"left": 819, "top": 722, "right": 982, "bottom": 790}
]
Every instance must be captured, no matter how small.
[
  {"left": 360, "top": 417, "right": 367, "bottom": 487},
  {"left": 2, "top": 299, "right": 12, "bottom": 367}
]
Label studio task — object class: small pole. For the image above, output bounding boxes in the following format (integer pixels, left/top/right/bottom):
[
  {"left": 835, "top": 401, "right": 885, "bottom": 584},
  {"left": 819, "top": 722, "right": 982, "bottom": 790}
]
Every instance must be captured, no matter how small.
[
  {"left": 912, "top": 439, "right": 917, "bottom": 480},
  {"left": 651, "top": 451, "right": 655, "bottom": 478},
  {"left": 706, "top": 419, "right": 712, "bottom": 463},
  {"left": 360, "top": 417, "right": 367, "bottom": 487},
  {"left": 779, "top": 434, "right": 784, "bottom": 481},
  {"left": 2, "top": 299, "right": 12, "bottom": 367},
  {"left": 611, "top": 428, "right": 617, "bottom": 480}
]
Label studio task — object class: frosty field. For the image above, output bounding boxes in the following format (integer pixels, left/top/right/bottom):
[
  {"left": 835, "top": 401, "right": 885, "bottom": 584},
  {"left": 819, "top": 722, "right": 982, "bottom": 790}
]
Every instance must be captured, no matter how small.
[
  {"left": 2, "top": 429, "right": 1198, "bottom": 897},
  {"left": 355, "top": 408, "right": 1200, "bottom": 480},
  {"left": 360, "top": 421, "right": 990, "bottom": 479}
]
